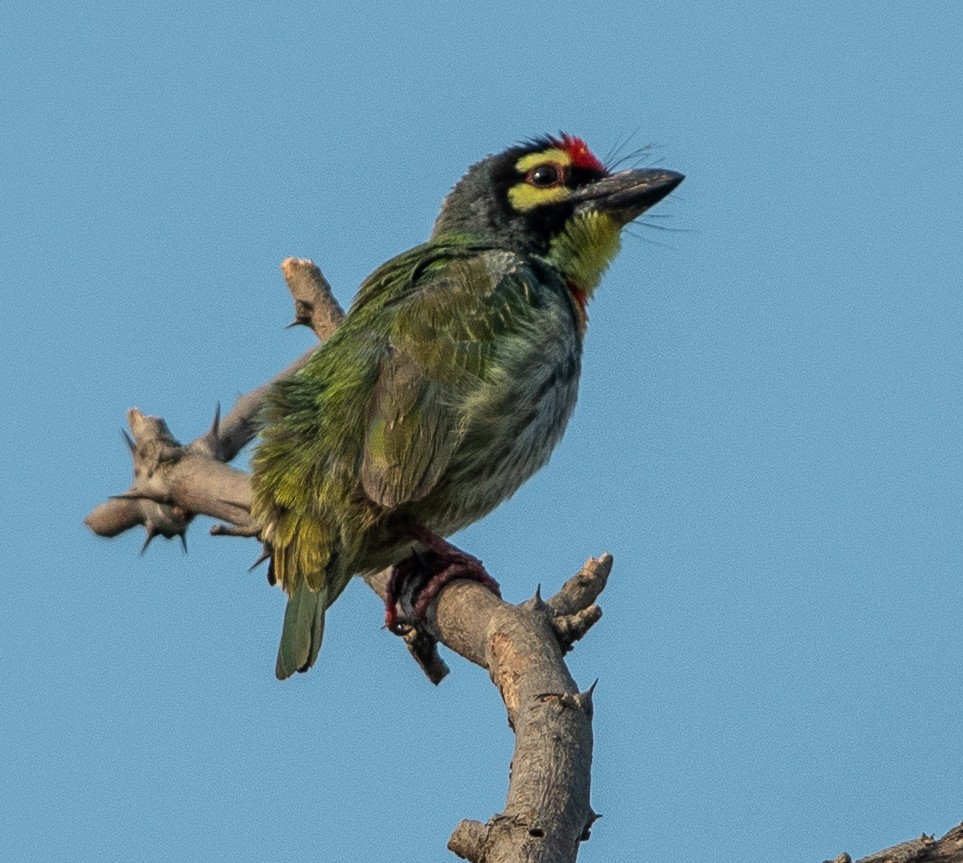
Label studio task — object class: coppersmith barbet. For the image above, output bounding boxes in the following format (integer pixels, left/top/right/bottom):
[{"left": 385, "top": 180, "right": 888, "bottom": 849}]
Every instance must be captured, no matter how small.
[{"left": 251, "top": 134, "right": 683, "bottom": 678}]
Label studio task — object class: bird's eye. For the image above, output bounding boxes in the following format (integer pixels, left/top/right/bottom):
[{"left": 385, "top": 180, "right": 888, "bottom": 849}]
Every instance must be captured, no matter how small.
[{"left": 527, "top": 163, "right": 563, "bottom": 188}]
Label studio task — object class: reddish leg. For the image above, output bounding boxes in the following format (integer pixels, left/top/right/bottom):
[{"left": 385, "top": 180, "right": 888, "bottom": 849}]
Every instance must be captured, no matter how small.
[
  {"left": 384, "top": 524, "right": 501, "bottom": 633},
  {"left": 405, "top": 525, "right": 501, "bottom": 618}
]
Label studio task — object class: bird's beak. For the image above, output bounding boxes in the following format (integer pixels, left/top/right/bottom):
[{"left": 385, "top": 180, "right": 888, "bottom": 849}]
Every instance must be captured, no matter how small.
[{"left": 572, "top": 168, "right": 684, "bottom": 226}]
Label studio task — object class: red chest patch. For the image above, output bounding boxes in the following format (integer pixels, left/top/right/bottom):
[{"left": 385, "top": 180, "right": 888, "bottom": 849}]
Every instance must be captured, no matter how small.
[{"left": 566, "top": 280, "right": 589, "bottom": 330}]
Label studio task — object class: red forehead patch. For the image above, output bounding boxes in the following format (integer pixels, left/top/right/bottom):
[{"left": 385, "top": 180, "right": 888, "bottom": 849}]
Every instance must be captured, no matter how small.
[{"left": 557, "top": 134, "right": 606, "bottom": 173}]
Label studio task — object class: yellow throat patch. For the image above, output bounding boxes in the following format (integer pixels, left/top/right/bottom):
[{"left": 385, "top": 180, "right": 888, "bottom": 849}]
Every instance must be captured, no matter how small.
[{"left": 549, "top": 209, "right": 623, "bottom": 298}]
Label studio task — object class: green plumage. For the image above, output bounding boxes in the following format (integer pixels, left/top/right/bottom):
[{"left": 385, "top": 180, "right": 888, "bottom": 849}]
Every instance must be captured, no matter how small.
[{"left": 250, "top": 135, "right": 683, "bottom": 678}]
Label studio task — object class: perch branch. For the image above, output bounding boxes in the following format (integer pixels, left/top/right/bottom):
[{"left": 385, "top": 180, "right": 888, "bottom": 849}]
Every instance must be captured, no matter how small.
[
  {"left": 85, "top": 257, "right": 605, "bottom": 862},
  {"left": 363, "top": 561, "right": 607, "bottom": 862}
]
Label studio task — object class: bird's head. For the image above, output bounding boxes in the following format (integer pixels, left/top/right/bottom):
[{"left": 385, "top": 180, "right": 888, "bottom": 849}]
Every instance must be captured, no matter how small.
[{"left": 432, "top": 134, "right": 683, "bottom": 295}]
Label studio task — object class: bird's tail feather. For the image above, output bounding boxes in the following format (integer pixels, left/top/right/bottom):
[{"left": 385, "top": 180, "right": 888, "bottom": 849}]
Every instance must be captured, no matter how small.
[{"left": 275, "top": 579, "right": 326, "bottom": 680}]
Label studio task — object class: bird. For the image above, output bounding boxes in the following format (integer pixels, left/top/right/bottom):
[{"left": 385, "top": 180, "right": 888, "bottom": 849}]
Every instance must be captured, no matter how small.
[{"left": 250, "top": 134, "right": 683, "bottom": 679}]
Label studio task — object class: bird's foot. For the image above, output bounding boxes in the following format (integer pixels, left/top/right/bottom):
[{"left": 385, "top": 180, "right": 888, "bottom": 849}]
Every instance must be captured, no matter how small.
[
  {"left": 383, "top": 526, "right": 501, "bottom": 634},
  {"left": 410, "top": 547, "right": 500, "bottom": 620},
  {"left": 384, "top": 554, "right": 426, "bottom": 634}
]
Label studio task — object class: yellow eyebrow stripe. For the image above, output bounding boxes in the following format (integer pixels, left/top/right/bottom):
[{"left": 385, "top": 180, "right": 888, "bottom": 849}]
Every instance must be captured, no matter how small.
[{"left": 514, "top": 148, "right": 571, "bottom": 173}]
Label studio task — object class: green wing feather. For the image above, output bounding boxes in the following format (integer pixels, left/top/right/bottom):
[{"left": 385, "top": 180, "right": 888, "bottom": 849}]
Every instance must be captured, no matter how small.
[{"left": 359, "top": 253, "right": 535, "bottom": 508}]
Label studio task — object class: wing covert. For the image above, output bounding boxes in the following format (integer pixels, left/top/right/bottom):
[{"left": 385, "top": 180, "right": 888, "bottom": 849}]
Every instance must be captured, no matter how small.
[{"left": 360, "top": 254, "right": 536, "bottom": 508}]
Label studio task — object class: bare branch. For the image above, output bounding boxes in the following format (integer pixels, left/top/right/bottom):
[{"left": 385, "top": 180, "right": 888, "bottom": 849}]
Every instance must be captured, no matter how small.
[
  {"left": 192, "top": 260, "right": 344, "bottom": 461},
  {"left": 364, "top": 564, "right": 604, "bottom": 862},
  {"left": 827, "top": 823, "right": 963, "bottom": 863},
  {"left": 86, "top": 260, "right": 346, "bottom": 539},
  {"left": 546, "top": 555, "right": 611, "bottom": 650},
  {"left": 190, "top": 353, "right": 314, "bottom": 463},
  {"left": 85, "top": 408, "right": 254, "bottom": 539},
  {"left": 280, "top": 257, "right": 345, "bottom": 340}
]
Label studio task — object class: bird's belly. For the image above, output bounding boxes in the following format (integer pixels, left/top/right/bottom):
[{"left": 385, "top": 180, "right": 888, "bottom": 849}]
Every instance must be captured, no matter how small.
[{"left": 416, "top": 344, "right": 582, "bottom": 536}]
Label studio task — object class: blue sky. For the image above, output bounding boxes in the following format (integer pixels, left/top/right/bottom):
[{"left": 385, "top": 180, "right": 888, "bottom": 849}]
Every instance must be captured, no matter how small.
[{"left": 3, "top": 2, "right": 962, "bottom": 861}]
